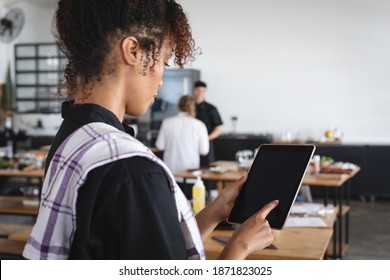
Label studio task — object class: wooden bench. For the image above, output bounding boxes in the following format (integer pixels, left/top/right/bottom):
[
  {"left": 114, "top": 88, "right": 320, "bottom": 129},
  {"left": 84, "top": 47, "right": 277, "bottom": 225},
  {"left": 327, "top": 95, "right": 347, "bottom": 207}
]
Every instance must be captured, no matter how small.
[{"left": 0, "top": 195, "right": 39, "bottom": 216}]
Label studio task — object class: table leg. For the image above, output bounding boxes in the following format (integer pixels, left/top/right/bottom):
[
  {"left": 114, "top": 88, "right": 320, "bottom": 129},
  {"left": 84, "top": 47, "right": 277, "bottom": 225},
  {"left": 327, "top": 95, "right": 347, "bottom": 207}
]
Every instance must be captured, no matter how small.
[
  {"left": 346, "top": 180, "right": 351, "bottom": 244},
  {"left": 324, "top": 187, "right": 329, "bottom": 206},
  {"left": 338, "top": 186, "right": 344, "bottom": 259},
  {"left": 332, "top": 220, "right": 337, "bottom": 260}
]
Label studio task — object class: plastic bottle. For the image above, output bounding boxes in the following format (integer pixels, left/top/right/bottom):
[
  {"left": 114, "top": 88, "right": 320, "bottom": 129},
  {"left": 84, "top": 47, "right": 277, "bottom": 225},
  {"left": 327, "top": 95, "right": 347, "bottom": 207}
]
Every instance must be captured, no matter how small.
[{"left": 192, "top": 176, "right": 206, "bottom": 214}]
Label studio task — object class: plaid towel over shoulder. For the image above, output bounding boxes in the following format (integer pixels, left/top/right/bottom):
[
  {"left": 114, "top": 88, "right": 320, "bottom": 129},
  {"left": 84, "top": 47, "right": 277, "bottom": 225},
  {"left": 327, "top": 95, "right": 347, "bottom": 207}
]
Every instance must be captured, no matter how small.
[{"left": 23, "top": 122, "right": 205, "bottom": 260}]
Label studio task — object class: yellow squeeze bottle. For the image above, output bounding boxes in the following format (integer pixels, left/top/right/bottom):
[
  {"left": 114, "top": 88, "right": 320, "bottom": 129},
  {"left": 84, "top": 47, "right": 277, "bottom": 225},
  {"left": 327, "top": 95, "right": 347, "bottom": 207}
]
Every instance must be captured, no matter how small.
[{"left": 192, "top": 176, "right": 206, "bottom": 214}]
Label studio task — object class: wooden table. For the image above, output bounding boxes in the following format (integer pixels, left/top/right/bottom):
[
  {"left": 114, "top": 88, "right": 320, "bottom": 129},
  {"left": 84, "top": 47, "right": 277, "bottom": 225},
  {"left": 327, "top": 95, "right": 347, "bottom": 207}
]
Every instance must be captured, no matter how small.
[
  {"left": 0, "top": 168, "right": 44, "bottom": 179},
  {"left": 0, "top": 167, "right": 44, "bottom": 197},
  {"left": 174, "top": 162, "right": 360, "bottom": 259},
  {"left": 0, "top": 223, "right": 33, "bottom": 239},
  {"left": 8, "top": 226, "right": 32, "bottom": 242},
  {"left": 0, "top": 167, "right": 45, "bottom": 202},
  {"left": 206, "top": 201, "right": 337, "bottom": 260},
  {"left": 302, "top": 168, "right": 360, "bottom": 259},
  {"left": 0, "top": 238, "right": 26, "bottom": 257},
  {"left": 0, "top": 162, "right": 44, "bottom": 258},
  {"left": 0, "top": 195, "right": 39, "bottom": 216},
  {"left": 0, "top": 223, "right": 33, "bottom": 258},
  {"left": 0, "top": 151, "right": 45, "bottom": 185},
  {"left": 174, "top": 169, "right": 244, "bottom": 185},
  {"left": 205, "top": 227, "right": 333, "bottom": 260}
]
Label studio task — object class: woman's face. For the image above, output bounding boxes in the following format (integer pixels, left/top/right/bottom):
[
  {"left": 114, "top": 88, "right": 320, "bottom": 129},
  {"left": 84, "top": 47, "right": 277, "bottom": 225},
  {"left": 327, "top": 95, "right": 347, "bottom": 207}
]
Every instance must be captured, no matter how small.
[{"left": 124, "top": 40, "right": 172, "bottom": 117}]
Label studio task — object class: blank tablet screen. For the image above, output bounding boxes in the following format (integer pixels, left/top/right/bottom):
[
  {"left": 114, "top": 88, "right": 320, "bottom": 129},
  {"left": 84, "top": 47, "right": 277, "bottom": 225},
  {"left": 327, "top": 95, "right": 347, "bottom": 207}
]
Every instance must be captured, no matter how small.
[{"left": 228, "top": 144, "right": 315, "bottom": 229}]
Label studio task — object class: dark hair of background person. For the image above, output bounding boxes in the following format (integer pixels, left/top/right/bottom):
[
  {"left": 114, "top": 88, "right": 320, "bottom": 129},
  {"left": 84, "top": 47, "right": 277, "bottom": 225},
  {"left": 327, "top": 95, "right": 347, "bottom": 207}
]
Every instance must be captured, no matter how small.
[
  {"left": 178, "top": 95, "right": 196, "bottom": 118},
  {"left": 194, "top": 80, "right": 207, "bottom": 88},
  {"left": 54, "top": 0, "right": 198, "bottom": 99}
]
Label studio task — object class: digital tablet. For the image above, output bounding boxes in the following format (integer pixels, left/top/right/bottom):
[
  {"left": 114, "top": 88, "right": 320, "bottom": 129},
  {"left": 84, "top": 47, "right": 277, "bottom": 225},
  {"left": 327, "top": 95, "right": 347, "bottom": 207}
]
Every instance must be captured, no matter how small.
[{"left": 228, "top": 144, "right": 315, "bottom": 229}]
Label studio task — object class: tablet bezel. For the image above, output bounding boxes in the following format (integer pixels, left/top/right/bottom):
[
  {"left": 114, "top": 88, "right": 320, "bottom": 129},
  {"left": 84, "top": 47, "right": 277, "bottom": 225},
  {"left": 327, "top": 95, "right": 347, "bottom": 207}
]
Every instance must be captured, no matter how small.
[{"left": 227, "top": 144, "right": 316, "bottom": 229}]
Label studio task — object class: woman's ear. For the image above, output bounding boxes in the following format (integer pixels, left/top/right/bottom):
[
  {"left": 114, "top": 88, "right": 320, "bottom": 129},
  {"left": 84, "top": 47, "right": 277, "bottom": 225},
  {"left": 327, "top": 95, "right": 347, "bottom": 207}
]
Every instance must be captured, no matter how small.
[{"left": 121, "top": 36, "right": 139, "bottom": 65}]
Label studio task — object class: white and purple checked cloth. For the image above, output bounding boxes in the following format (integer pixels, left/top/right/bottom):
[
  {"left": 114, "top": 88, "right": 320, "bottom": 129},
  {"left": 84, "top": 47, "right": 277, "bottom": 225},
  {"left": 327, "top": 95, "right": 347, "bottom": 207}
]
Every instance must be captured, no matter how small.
[{"left": 23, "top": 122, "right": 205, "bottom": 260}]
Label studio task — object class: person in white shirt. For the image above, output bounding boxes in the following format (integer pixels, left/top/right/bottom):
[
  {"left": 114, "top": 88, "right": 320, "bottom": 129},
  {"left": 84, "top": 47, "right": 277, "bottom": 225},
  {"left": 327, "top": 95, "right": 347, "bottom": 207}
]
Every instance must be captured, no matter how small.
[{"left": 156, "top": 95, "right": 209, "bottom": 173}]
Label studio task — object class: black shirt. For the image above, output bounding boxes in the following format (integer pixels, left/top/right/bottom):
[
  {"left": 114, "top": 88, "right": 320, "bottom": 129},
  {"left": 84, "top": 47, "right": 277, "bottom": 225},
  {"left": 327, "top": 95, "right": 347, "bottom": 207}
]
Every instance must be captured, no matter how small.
[
  {"left": 196, "top": 101, "right": 223, "bottom": 166},
  {"left": 195, "top": 101, "right": 223, "bottom": 135},
  {"left": 46, "top": 102, "right": 187, "bottom": 259}
]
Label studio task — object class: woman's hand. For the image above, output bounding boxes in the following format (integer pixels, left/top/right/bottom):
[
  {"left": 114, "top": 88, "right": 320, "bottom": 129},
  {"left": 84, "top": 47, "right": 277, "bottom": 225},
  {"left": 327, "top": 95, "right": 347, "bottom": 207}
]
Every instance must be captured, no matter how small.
[
  {"left": 219, "top": 200, "right": 279, "bottom": 260},
  {"left": 209, "top": 174, "right": 247, "bottom": 222},
  {"left": 195, "top": 174, "right": 247, "bottom": 240}
]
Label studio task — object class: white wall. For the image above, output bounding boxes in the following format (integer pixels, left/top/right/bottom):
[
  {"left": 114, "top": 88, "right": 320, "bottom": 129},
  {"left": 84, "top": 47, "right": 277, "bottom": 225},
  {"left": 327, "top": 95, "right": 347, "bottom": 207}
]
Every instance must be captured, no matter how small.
[
  {"left": 179, "top": 0, "right": 390, "bottom": 143},
  {"left": 0, "top": 1, "right": 55, "bottom": 83},
  {"left": 13, "top": 113, "right": 62, "bottom": 135},
  {"left": 0, "top": 4, "right": 7, "bottom": 82},
  {"left": 0, "top": 2, "right": 58, "bottom": 135},
  {"left": 2, "top": 1, "right": 390, "bottom": 143}
]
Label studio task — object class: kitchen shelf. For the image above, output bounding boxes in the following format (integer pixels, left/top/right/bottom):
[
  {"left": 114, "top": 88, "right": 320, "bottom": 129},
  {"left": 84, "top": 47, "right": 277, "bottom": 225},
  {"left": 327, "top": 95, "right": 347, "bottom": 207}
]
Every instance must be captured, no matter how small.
[{"left": 14, "top": 43, "right": 67, "bottom": 113}]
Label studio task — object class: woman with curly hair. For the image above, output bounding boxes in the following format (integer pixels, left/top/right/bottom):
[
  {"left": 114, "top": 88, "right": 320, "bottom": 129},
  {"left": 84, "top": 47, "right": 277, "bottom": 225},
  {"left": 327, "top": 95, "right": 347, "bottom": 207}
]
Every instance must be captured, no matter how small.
[{"left": 23, "top": 0, "right": 278, "bottom": 260}]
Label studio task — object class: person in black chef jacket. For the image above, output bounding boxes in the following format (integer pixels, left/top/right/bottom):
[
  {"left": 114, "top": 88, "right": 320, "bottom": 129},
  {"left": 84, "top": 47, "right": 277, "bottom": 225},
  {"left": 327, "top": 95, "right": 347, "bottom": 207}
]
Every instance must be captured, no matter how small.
[{"left": 193, "top": 80, "right": 223, "bottom": 167}]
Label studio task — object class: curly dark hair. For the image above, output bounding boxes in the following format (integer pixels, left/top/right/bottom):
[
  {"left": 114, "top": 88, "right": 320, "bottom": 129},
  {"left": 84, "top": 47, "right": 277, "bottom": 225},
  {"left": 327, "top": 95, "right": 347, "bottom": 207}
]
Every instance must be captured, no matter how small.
[{"left": 54, "top": 0, "right": 196, "bottom": 98}]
